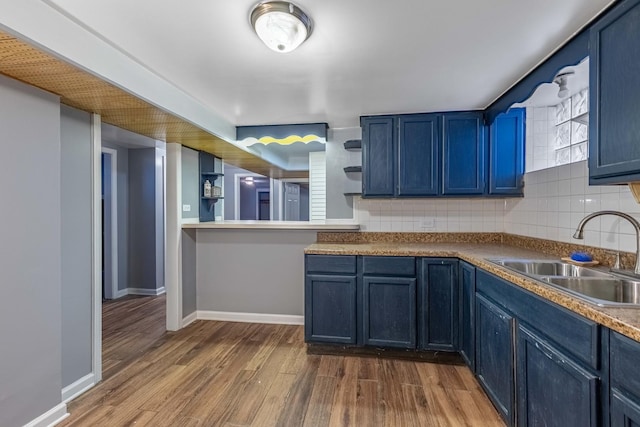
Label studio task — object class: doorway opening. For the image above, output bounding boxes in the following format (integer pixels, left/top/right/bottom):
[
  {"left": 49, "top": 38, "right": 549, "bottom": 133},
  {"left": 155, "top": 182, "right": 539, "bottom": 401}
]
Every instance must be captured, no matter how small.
[{"left": 101, "top": 148, "right": 118, "bottom": 301}]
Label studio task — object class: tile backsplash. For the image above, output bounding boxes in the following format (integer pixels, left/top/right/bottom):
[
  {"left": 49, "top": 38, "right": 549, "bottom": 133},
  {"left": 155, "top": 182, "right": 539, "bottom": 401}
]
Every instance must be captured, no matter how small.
[
  {"left": 505, "top": 160, "right": 640, "bottom": 253},
  {"left": 355, "top": 160, "right": 640, "bottom": 254}
]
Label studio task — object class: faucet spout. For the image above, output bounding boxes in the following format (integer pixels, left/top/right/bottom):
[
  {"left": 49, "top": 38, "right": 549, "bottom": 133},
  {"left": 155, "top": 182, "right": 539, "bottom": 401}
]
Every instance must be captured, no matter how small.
[{"left": 573, "top": 210, "right": 640, "bottom": 275}]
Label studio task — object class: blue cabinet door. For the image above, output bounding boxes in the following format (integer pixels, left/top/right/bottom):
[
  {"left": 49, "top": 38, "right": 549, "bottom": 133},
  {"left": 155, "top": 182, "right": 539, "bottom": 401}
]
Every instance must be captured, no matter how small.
[
  {"left": 362, "top": 116, "right": 396, "bottom": 197},
  {"left": 517, "top": 325, "right": 599, "bottom": 427},
  {"left": 459, "top": 261, "right": 476, "bottom": 370},
  {"left": 489, "top": 108, "right": 525, "bottom": 195},
  {"left": 442, "top": 112, "right": 486, "bottom": 195},
  {"left": 304, "top": 274, "right": 357, "bottom": 344},
  {"left": 476, "top": 294, "right": 515, "bottom": 425},
  {"left": 418, "top": 258, "right": 458, "bottom": 351},
  {"left": 611, "top": 390, "right": 640, "bottom": 427},
  {"left": 589, "top": 0, "right": 640, "bottom": 184},
  {"left": 397, "top": 114, "right": 440, "bottom": 196},
  {"left": 611, "top": 331, "right": 640, "bottom": 426},
  {"left": 363, "top": 276, "right": 416, "bottom": 348}
]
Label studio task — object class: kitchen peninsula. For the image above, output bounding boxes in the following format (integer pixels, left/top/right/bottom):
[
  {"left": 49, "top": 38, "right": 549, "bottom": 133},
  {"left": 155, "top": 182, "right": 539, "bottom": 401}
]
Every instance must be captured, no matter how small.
[{"left": 180, "top": 220, "right": 359, "bottom": 326}]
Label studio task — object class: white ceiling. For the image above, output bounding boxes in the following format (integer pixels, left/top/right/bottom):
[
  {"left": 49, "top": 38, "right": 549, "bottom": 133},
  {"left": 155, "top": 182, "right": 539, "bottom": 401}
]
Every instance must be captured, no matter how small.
[{"left": 46, "top": 0, "right": 613, "bottom": 128}]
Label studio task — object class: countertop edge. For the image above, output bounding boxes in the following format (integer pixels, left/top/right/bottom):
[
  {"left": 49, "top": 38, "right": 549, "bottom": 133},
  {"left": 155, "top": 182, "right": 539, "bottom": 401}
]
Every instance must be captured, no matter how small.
[
  {"left": 182, "top": 221, "right": 360, "bottom": 230},
  {"left": 304, "top": 243, "right": 640, "bottom": 343}
]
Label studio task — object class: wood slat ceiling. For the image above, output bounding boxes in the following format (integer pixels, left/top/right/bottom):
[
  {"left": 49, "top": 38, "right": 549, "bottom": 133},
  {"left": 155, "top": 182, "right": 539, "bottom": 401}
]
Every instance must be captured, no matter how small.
[{"left": 0, "top": 31, "right": 307, "bottom": 179}]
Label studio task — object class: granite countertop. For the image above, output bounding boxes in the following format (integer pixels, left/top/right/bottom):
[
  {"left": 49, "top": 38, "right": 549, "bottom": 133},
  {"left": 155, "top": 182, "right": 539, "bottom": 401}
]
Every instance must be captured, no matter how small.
[{"left": 305, "top": 241, "right": 640, "bottom": 342}]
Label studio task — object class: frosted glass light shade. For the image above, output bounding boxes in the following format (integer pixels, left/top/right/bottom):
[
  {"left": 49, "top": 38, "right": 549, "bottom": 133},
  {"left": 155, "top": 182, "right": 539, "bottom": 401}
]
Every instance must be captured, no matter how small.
[{"left": 251, "top": 2, "right": 312, "bottom": 53}]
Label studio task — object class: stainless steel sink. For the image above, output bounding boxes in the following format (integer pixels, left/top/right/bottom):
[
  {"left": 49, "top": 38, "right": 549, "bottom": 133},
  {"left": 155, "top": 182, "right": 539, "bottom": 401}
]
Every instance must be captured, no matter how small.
[
  {"left": 490, "top": 259, "right": 613, "bottom": 278},
  {"left": 542, "top": 277, "right": 640, "bottom": 306},
  {"left": 488, "top": 258, "right": 640, "bottom": 307}
]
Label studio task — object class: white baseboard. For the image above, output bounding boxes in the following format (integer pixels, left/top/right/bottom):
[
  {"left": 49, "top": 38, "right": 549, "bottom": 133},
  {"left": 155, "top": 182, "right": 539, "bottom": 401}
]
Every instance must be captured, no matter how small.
[
  {"left": 113, "top": 287, "right": 166, "bottom": 298},
  {"left": 182, "top": 311, "right": 198, "bottom": 328},
  {"left": 197, "top": 310, "right": 304, "bottom": 325},
  {"left": 23, "top": 402, "right": 68, "bottom": 427},
  {"left": 128, "top": 286, "right": 166, "bottom": 296},
  {"left": 61, "top": 373, "right": 96, "bottom": 403}
]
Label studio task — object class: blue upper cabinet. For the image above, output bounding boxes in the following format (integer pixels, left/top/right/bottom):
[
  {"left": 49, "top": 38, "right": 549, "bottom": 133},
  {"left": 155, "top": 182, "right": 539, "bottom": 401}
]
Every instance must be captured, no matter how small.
[
  {"left": 489, "top": 108, "right": 525, "bottom": 195},
  {"left": 589, "top": 0, "right": 640, "bottom": 184},
  {"left": 362, "top": 111, "right": 497, "bottom": 198},
  {"left": 362, "top": 116, "right": 396, "bottom": 197},
  {"left": 442, "top": 112, "right": 485, "bottom": 195},
  {"left": 398, "top": 114, "right": 440, "bottom": 196}
]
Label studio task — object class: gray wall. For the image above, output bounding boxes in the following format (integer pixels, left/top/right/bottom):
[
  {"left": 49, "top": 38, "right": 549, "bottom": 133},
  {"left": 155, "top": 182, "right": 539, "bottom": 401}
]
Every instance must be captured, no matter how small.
[
  {"left": 61, "top": 105, "right": 93, "bottom": 388},
  {"left": 129, "top": 148, "right": 160, "bottom": 290},
  {"left": 196, "top": 229, "right": 318, "bottom": 315},
  {"left": 181, "top": 146, "right": 199, "bottom": 220},
  {"left": 181, "top": 229, "right": 197, "bottom": 318},
  {"left": 0, "top": 75, "right": 63, "bottom": 425},
  {"left": 326, "top": 127, "right": 361, "bottom": 219},
  {"left": 102, "top": 141, "right": 129, "bottom": 291}
]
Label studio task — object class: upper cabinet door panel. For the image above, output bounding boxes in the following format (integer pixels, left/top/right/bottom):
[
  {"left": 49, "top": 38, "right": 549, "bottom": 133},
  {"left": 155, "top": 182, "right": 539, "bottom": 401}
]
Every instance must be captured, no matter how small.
[
  {"left": 397, "top": 114, "right": 440, "bottom": 196},
  {"left": 362, "top": 117, "right": 396, "bottom": 197},
  {"left": 489, "top": 108, "right": 525, "bottom": 195},
  {"left": 589, "top": 0, "right": 640, "bottom": 182},
  {"left": 442, "top": 112, "right": 485, "bottom": 195}
]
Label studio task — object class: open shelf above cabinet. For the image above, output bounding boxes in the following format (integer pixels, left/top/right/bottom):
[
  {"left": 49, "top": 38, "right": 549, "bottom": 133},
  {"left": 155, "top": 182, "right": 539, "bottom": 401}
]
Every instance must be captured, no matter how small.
[
  {"left": 343, "top": 139, "right": 362, "bottom": 150},
  {"left": 343, "top": 166, "right": 362, "bottom": 173}
]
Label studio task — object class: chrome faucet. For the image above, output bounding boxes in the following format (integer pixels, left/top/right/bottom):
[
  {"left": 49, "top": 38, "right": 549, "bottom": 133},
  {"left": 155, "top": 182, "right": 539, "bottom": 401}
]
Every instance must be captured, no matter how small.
[{"left": 573, "top": 210, "right": 640, "bottom": 276}]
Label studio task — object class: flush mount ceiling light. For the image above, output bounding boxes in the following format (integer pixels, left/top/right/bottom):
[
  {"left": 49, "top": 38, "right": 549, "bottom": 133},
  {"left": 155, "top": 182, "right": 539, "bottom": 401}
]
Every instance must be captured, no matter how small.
[
  {"left": 554, "top": 71, "right": 575, "bottom": 99},
  {"left": 250, "top": 1, "right": 313, "bottom": 53}
]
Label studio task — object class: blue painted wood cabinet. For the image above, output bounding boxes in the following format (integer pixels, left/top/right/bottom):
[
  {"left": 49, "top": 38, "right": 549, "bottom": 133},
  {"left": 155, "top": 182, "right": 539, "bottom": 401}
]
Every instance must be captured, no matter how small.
[
  {"left": 361, "top": 116, "right": 396, "bottom": 197},
  {"left": 489, "top": 108, "right": 525, "bottom": 195},
  {"left": 362, "top": 256, "right": 417, "bottom": 348},
  {"left": 475, "top": 292, "right": 515, "bottom": 425},
  {"left": 517, "top": 326, "right": 599, "bottom": 427},
  {"left": 476, "top": 269, "right": 606, "bottom": 427},
  {"left": 442, "top": 113, "right": 486, "bottom": 195},
  {"left": 418, "top": 258, "right": 459, "bottom": 350},
  {"left": 397, "top": 114, "right": 440, "bottom": 196},
  {"left": 611, "top": 331, "right": 640, "bottom": 426},
  {"left": 458, "top": 261, "right": 475, "bottom": 370},
  {"left": 589, "top": 0, "right": 640, "bottom": 184},
  {"left": 304, "top": 255, "right": 358, "bottom": 344},
  {"left": 305, "top": 255, "right": 460, "bottom": 352},
  {"left": 361, "top": 112, "right": 491, "bottom": 197}
]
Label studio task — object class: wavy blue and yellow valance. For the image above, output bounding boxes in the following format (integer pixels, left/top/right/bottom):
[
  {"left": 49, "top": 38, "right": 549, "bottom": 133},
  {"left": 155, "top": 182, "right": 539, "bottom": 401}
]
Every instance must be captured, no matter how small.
[{"left": 236, "top": 123, "right": 327, "bottom": 148}]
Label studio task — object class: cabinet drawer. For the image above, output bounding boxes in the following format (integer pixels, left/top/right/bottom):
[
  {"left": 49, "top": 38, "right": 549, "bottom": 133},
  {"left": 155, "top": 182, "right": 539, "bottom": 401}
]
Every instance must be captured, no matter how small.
[
  {"left": 611, "top": 331, "right": 640, "bottom": 398},
  {"left": 477, "top": 270, "right": 600, "bottom": 370},
  {"left": 306, "top": 255, "right": 356, "bottom": 274},
  {"left": 362, "top": 256, "right": 415, "bottom": 276}
]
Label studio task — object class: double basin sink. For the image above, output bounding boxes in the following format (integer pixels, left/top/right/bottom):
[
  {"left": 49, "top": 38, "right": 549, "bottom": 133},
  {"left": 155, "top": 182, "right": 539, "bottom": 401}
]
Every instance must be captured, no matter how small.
[{"left": 488, "top": 259, "right": 640, "bottom": 307}]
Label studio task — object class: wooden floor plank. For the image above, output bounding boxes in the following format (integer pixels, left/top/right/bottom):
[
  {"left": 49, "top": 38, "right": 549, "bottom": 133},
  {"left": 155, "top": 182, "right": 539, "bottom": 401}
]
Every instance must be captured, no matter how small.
[
  {"left": 302, "top": 375, "right": 338, "bottom": 427},
  {"left": 60, "top": 295, "right": 505, "bottom": 427}
]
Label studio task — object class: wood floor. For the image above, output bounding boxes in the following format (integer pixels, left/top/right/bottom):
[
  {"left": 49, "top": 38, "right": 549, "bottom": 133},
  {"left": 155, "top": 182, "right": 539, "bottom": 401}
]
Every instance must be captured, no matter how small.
[{"left": 60, "top": 295, "right": 504, "bottom": 427}]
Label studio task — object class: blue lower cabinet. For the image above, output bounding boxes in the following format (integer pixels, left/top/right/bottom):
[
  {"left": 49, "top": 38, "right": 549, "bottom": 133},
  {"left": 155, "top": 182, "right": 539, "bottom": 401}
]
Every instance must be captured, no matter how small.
[
  {"left": 459, "top": 261, "right": 476, "bottom": 370},
  {"left": 363, "top": 276, "right": 417, "bottom": 349},
  {"left": 611, "top": 331, "right": 640, "bottom": 426},
  {"left": 304, "top": 273, "right": 357, "bottom": 344},
  {"left": 611, "top": 390, "right": 640, "bottom": 427},
  {"left": 517, "top": 325, "right": 599, "bottom": 427},
  {"left": 475, "top": 294, "right": 515, "bottom": 425},
  {"left": 418, "top": 258, "right": 459, "bottom": 351}
]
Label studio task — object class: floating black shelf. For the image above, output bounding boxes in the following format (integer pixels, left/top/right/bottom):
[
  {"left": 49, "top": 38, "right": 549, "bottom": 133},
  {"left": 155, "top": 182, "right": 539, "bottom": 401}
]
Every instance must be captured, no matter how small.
[
  {"left": 201, "top": 172, "right": 224, "bottom": 177},
  {"left": 343, "top": 166, "right": 362, "bottom": 173},
  {"left": 343, "top": 192, "right": 362, "bottom": 196},
  {"left": 343, "top": 139, "right": 362, "bottom": 150}
]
